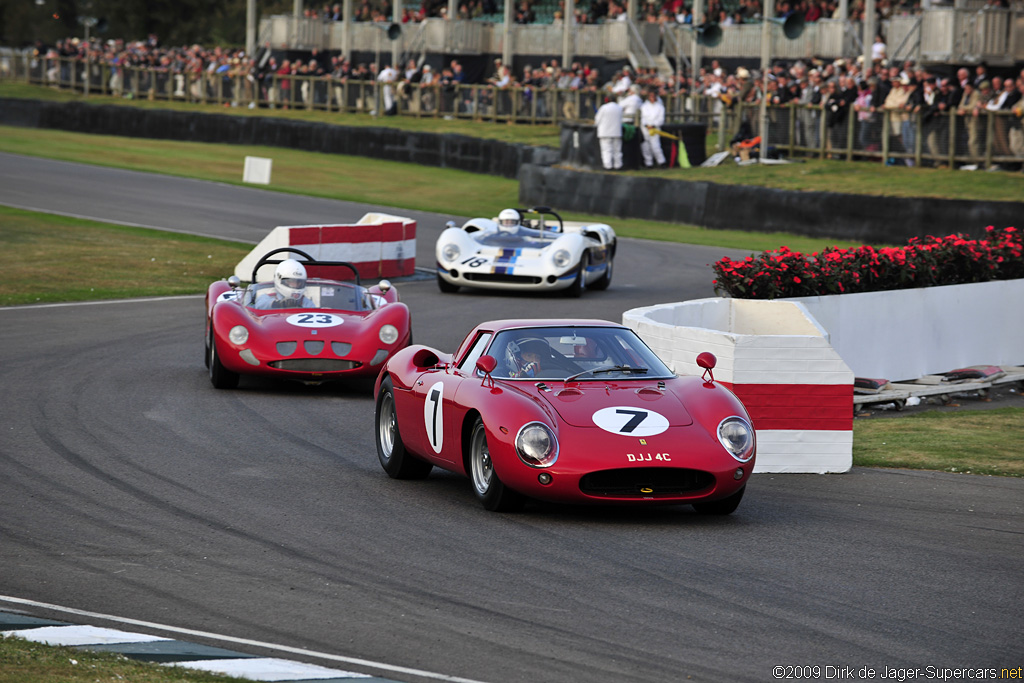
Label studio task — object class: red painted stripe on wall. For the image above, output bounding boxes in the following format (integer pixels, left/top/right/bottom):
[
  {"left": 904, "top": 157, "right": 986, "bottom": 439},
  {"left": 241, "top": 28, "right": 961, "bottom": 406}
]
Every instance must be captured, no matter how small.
[{"left": 720, "top": 382, "right": 853, "bottom": 431}]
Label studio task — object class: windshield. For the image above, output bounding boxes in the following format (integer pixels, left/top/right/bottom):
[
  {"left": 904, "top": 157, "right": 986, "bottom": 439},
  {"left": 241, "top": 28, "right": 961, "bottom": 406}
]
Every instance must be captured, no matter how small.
[
  {"left": 245, "top": 281, "right": 379, "bottom": 311},
  {"left": 485, "top": 326, "right": 673, "bottom": 381}
]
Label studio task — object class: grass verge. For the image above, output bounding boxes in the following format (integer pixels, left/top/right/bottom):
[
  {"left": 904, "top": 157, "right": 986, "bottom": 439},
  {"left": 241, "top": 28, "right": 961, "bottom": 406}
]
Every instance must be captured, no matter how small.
[
  {"left": 852, "top": 407, "right": 1024, "bottom": 477},
  {"left": 0, "top": 635, "right": 237, "bottom": 683},
  {"left": 0, "top": 206, "right": 247, "bottom": 306}
]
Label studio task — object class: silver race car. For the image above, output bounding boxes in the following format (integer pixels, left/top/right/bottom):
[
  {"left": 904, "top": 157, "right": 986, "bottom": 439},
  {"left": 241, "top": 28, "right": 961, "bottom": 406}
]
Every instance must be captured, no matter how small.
[{"left": 435, "top": 207, "right": 616, "bottom": 297}]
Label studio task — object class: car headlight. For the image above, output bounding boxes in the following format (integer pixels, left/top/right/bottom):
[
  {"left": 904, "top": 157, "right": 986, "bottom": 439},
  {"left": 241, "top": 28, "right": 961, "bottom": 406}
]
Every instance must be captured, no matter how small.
[
  {"left": 717, "top": 417, "right": 755, "bottom": 462},
  {"left": 515, "top": 422, "right": 558, "bottom": 468},
  {"left": 441, "top": 243, "right": 460, "bottom": 262},
  {"left": 379, "top": 324, "right": 399, "bottom": 345},
  {"left": 228, "top": 325, "right": 249, "bottom": 345},
  {"left": 552, "top": 249, "right": 572, "bottom": 269}
]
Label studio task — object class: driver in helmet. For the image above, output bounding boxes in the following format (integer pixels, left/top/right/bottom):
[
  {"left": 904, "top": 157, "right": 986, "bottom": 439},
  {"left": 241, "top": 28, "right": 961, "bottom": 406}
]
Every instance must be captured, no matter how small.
[
  {"left": 496, "top": 208, "right": 521, "bottom": 234},
  {"left": 508, "top": 337, "right": 549, "bottom": 378},
  {"left": 254, "top": 259, "right": 315, "bottom": 309}
]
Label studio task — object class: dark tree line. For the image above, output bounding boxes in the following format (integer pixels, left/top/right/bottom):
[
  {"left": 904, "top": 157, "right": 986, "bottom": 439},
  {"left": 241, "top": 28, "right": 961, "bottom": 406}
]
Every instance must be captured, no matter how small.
[{"left": 1, "top": 0, "right": 292, "bottom": 48}]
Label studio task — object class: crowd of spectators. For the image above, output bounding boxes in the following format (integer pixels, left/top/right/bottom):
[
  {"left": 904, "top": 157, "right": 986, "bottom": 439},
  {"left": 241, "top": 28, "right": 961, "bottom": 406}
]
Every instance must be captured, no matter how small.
[{"left": 31, "top": 31, "right": 1024, "bottom": 165}]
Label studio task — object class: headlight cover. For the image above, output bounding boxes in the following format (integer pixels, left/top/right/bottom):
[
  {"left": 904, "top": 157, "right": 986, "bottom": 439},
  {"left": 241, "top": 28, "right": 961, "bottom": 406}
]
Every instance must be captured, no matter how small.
[
  {"left": 379, "top": 324, "right": 399, "bottom": 345},
  {"left": 228, "top": 325, "right": 249, "bottom": 345},
  {"left": 441, "top": 243, "right": 460, "bottom": 262},
  {"left": 717, "top": 416, "right": 755, "bottom": 462},
  {"left": 552, "top": 249, "right": 572, "bottom": 269},
  {"left": 515, "top": 422, "right": 559, "bottom": 468}
]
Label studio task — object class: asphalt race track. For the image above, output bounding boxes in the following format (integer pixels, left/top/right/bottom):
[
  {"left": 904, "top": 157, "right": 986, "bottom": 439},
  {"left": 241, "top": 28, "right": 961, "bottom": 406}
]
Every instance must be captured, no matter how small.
[{"left": 1, "top": 152, "right": 1022, "bottom": 683}]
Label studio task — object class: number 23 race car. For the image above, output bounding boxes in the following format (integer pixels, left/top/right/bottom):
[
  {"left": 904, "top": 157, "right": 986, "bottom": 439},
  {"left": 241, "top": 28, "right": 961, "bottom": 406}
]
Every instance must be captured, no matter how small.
[
  {"left": 435, "top": 207, "right": 616, "bottom": 297},
  {"left": 374, "top": 319, "right": 756, "bottom": 513},
  {"left": 205, "top": 248, "right": 412, "bottom": 390}
]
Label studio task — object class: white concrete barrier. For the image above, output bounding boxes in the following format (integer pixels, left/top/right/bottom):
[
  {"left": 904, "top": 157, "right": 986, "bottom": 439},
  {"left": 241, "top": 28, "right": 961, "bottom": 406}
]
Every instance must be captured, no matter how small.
[
  {"left": 782, "top": 279, "right": 1024, "bottom": 381},
  {"left": 235, "top": 213, "right": 416, "bottom": 282},
  {"left": 624, "top": 298, "right": 854, "bottom": 473}
]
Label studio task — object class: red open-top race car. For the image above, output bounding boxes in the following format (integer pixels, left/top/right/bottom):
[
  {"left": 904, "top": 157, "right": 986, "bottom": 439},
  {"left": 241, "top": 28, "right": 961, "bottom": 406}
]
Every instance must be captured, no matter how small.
[
  {"left": 205, "top": 248, "right": 411, "bottom": 390},
  {"left": 374, "top": 319, "right": 756, "bottom": 513}
]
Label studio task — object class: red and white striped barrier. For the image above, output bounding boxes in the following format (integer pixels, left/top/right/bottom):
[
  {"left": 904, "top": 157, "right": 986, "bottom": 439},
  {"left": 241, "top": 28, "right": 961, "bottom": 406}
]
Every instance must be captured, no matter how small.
[
  {"left": 235, "top": 213, "right": 416, "bottom": 282},
  {"left": 624, "top": 298, "right": 854, "bottom": 473}
]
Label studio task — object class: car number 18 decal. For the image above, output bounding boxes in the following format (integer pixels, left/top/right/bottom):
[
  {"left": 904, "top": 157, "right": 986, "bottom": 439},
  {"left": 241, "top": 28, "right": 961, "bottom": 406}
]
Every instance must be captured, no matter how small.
[
  {"left": 285, "top": 312, "right": 344, "bottom": 328},
  {"left": 424, "top": 380, "right": 445, "bottom": 453},
  {"left": 592, "top": 406, "right": 669, "bottom": 437}
]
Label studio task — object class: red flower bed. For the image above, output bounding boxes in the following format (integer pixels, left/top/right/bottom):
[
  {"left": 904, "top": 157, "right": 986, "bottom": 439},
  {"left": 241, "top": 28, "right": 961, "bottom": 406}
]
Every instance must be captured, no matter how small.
[{"left": 711, "top": 227, "right": 1023, "bottom": 300}]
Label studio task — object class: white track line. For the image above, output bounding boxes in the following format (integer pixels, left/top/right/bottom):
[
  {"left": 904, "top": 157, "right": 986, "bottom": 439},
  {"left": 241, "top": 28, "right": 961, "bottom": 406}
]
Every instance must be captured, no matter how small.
[{"left": 0, "top": 595, "right": 489, "bottom": 683}]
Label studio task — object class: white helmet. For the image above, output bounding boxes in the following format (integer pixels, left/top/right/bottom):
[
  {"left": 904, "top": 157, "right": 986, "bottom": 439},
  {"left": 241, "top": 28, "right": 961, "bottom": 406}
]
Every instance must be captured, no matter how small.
[
  {"left": 497, "top": 208, "right": 520, "bottom": 232},
  {"left": 274, "top": 259, "right": 307, "bottom": 301}
]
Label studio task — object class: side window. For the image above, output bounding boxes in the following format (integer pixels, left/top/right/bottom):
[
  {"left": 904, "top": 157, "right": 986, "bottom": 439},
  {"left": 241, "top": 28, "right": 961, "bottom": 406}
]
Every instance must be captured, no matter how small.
[{"left": 458, "top": 332, "right": 493, "bottom": 372}]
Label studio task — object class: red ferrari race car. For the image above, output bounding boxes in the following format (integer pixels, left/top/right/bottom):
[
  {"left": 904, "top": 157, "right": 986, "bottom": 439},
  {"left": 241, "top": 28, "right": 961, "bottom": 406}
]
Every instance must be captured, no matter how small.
[
  {"left": 374, "top": 319, "right": 755, "bottom": 513},
  {"left": 205, "top": 248, "right": 412, "bottom": 390}
]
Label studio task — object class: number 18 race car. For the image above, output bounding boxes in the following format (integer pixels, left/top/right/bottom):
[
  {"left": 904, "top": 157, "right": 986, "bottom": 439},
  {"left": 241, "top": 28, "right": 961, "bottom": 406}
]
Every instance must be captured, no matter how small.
[
  {"left": 435, "top": 207, "right": 616, "bottom": 297},
  {"left": 374, "top": 319, "right": 755, "bottom": 513},
  {"left": 205, "top": 248, "right": 412, "bottom": 390}
]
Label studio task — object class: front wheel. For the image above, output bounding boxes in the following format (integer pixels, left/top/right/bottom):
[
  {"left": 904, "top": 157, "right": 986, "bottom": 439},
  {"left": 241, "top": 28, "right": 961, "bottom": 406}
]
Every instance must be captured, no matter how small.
[
  {"left": 376, "top": 377, "right": 432, "bottom": 479},
  {"left": 692, "top": 485, "right": 745, "bottom": 515},
  {"left": 437, "top": 272, "right": 459, "bottom": 293},
  {"left": 591, "top": 253, "right": 613, "bottom": 291},
  {"left": 565, "top": 253, "right": 588, "bottom": 298},
  {"left": 209, "top": 330, "right": 239, "bottom": 389},
  {"left": 468, "top": 417, "right": 524, "bottom": 512}
]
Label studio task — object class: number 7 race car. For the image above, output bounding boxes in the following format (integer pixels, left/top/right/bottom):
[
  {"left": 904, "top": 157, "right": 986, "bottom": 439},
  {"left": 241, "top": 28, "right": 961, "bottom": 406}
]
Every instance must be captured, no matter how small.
[
  {"left": 374, "top": 319, "right": 755, "bottom": 513},
  {"left": 435, "top": 206, "right": 616, "bottom": 297},
  {"left": 205, "top": 248, "right": 412, "bottom": 390}
]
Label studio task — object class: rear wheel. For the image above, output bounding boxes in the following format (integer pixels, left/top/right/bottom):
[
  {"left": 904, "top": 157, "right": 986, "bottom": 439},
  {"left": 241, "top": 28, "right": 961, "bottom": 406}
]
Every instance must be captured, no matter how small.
[
  {"left": 692, "top": 486, "right": 745, "bottom": 515},
  {"left": 208, "top": 330, "right": 239, "bottom": 390},
  {"left": 437, "top": 272, "right": 459, "bottom": 293},
  {"left": 376, "top": 377, "right": 433, "bottom": 479},
  {"left": 468, "top": 417, "right": 524, "bottom": 512}
]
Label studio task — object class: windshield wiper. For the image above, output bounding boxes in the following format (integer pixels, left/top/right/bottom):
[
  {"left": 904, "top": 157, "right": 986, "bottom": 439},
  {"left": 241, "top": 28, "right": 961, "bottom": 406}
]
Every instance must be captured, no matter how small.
[{"left": 564, "top": 365, "right": 649, "bottom": 383}]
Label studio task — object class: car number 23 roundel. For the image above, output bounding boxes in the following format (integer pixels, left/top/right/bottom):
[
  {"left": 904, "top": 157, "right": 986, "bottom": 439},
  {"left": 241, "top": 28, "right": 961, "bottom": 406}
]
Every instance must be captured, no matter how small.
[
  {"left": 286, "top": 312, "right": 344, "bottom": 328},
  {"left": 592, "top": 407, "right": 669, "bottom": 437}
]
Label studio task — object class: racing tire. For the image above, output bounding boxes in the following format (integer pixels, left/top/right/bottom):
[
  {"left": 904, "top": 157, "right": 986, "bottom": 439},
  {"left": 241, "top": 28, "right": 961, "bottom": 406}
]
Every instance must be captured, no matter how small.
[
  {"left": 437, "top": 272, "right": 460, "bottom": 294},
  {"left": 208, "top": 329, "right": 240, "bottom": 390},
  {"left": 565, "top": 253, "right": 588, "bottom": 298},
  {"left": 591, "top": 253, "right": 613, "bottom": 291},
  {"left": 204, "top": 322, "right": 211, "bottom": 369},
  {"left": 692, "top": 485, "right": 745, "bottom": 515},
  {"left": 468, "top": 417, "right": 524, "bottom": 512},
  {"left": 376, "top": 377, "right": 432, "bottom": 479}
]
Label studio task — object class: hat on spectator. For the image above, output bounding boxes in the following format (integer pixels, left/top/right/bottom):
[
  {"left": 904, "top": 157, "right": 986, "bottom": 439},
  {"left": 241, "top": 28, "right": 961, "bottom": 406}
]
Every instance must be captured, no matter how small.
[
  {"left": 736, "top": 67, "right": 750, "bottom": 79},
  {"left": 899, "top": 74, "right": 911, "bottom": 85},
  {"left": 979, "top": 80, "right": 992, "bottom": 89}
]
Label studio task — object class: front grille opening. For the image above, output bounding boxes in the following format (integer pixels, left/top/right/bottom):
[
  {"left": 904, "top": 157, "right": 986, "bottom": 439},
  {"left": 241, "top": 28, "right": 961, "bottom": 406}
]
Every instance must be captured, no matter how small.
[
  {"left": 579, "top": 467, "right": 715, "bottom": 497},
  {"left": 464, "top": 273, "right": 543, "bottom": 284},
  {"left": 269, "top": 359, "right": 361, "bottom": 372}
]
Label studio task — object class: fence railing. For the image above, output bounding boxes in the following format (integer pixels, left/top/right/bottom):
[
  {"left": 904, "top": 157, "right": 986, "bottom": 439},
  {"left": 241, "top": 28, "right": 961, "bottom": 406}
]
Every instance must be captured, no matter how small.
[{"left": 6, "top": 51, "right": 1023, "bottom": 169}]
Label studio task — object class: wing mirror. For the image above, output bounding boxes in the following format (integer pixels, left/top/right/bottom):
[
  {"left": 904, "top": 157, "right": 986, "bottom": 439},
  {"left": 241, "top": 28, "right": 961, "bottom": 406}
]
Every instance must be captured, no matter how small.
[
  {"left": 476, "top": 354, "right": 497, "bottom": 387},
  {"left": 227, "top": 275, "right": 241, "bottom": 289},
  {"left": 378, "top": 279, "right": 392, "bottom": 294},
  {"left": 696, "top": 352, "right": 717, "bottom": 383}
]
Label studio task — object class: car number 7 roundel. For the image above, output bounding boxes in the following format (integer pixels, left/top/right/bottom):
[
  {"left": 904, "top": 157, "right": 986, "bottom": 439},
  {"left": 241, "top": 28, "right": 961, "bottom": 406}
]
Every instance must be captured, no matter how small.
[
  {"left": 423, "top": 381, "right": 445, "bottom": 453},
  {"left": 592, "top": 406, "right": 669, "bottom": 437}
]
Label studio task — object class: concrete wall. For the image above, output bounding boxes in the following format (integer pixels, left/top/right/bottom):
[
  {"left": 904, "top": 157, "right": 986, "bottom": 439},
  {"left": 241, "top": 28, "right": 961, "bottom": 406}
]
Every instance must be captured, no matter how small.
[
  {"left": 519, "top": 164, "right": 1023, "bottom": 244},
  {"left": 782, "top": 279, "right": 1024, "bottom": 381},
  {"left": 0, "top": 98, "right": 558, "bottom": 180}
]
